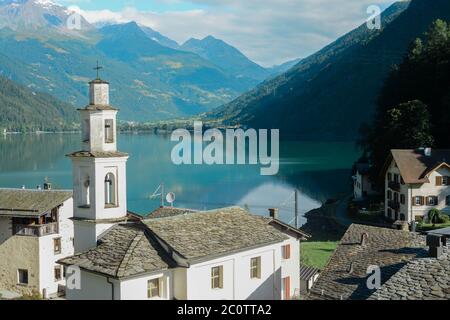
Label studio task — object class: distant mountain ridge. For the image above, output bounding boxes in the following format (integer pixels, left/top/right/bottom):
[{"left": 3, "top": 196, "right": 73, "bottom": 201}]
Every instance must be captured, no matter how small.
[
  {"left": 0, "top": 0, "right": 297, "bottom": 123},
  {"left": 206, "top": 0, "right": 450, "bottom": 140},
  {"left": 0, "top": 74, "right": 77, "bottom": 132}
]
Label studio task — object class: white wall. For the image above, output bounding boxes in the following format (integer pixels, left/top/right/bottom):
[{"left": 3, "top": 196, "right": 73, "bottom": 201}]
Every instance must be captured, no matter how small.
[
  {"left": 66, "top": 270, "right": 119, "bottom": 300},
  {"left": 180, "top": 236, "right": 300, "bottom": 300},
  {"left": 119, "top": 271, "right": 172, "bottom": 300},
  {"left": 38, "top": 198, "right": 74, "bottom": 296}
]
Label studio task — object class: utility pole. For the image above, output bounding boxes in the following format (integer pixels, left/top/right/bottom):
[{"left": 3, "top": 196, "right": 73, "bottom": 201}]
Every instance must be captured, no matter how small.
[
  {"left": 294, "top": 189, "right": 299, "bottom": 229},
  {"left": 161, "top": 183, "right": 165, "bottom": 207}
]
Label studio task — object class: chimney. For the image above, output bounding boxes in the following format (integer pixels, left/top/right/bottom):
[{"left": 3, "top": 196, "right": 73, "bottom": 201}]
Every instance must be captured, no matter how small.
[
  {"left": 426, "top": 234, "right": 444, "bottom": 258},
  {"left": 424, "top": 148, "right": 432, "bottom": 157},
  {"left": 43, "top": 182, "right": 52, "bottom": 190},
  {"left": 360, "top": 233, "right": 369, "bottom": 246},
  {"left": 268, "top": 208, "right": 279, "bottom": 220}
]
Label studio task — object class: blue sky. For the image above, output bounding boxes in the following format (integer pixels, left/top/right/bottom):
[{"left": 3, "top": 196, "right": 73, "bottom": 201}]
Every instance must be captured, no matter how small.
[{"left": 60, "top": 0, "right": 401, "bottom": 67}]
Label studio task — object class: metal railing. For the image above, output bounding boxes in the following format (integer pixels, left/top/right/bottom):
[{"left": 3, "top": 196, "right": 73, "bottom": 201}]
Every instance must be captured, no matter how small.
[{"left": 13, "top": 222, "right": 59, "bottom": 237}]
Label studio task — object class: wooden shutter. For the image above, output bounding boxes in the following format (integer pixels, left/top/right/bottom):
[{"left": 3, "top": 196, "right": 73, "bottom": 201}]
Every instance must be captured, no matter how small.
[
  {"left": 436, "top": 176, "right": 443, "bottom": 186},
  {"left": 283, "top": 245, "right": 291, "bottom": 259},
  {"left": 283, "top": 277, "right": 291, "bottom": 300},
  {"left": 420, "top": 196, "right": 425, "bottom": 206}
]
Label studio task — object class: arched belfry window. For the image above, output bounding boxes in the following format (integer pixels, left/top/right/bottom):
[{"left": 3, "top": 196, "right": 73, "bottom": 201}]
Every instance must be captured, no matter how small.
[
  {"left": 81, "top": 175, "right": 90, "bottom": 207},
  {"left": 104, "top": 173, "right": 116, "bottom": 206}
]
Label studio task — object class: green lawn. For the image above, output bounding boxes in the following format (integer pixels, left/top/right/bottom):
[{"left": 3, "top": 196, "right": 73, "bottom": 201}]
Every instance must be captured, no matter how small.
[
  {"left": 301, "top": 241, "right": 338, "bottom": 270},
  {"left": 417, "top": 222, "right": 450, "bottom": 232}
]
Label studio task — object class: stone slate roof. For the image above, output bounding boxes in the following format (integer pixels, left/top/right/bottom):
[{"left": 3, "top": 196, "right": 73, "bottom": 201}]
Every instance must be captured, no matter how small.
[
  {"left": 58, "top": 223, "right": 173, "bottom": 279},
  {"left": 369, "top": 245, "right": 450, "bottom": 300},
  {"left": 147, "top": 207, "right": 197, "bottom": 219},
  {"left": 300, "top": 265, "right": 320, "bottom": 281},
  {"left": 144, "top": 207, "right": 289, "bottom": 263},
  {"left": 67, "top": 151, "right": 129, "bottom": 158},
  {"left": 308, "top": 224, "right": 426, "bottom": 300},
  {"left": 0, "top": 189, "right": 72, "bottom": 217},
  {"left": 388, "top": 149, "right": 450, "bottom": 184}
]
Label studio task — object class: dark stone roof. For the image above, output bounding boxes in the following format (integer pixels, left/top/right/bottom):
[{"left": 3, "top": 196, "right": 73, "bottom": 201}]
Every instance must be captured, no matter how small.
[
  {"left": 0, "top": 189, "right": 72, "bottom": 217},
  {"left": 300, "top": 265, "right": 320, "bottom": 281},
  {"left": 58, "top": 223, "right": 173, "bottom": 278},
  {"left": 369, "top": 245, "right": 450, "bottom": 300},
  {"left": 355, "top": 163, "right": 370, "bottom": 175},
  {"left": 144, "top": 207, "right": 289, "bottom": 263},
  {"left": 147, "top": 207, "right": 197, "bottom": 219},
  {"left": 308, "top": 224, "right": 426, "bottom": 300},
  {"left": 67, "top": 151, "right": 129, "bottom": 158}
]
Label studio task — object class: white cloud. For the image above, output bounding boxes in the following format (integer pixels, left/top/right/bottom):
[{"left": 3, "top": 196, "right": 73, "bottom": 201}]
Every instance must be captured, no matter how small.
[{"left": 76, "top": 0, "right": 398, "bottom": 67}]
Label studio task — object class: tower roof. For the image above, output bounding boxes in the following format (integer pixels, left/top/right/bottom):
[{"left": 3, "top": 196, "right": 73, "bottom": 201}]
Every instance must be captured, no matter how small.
[{"left": 78, "top": 104, "right": 119, "bottom": 111}]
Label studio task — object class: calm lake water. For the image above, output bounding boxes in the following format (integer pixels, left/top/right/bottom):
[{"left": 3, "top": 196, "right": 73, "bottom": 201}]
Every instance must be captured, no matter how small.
[{"left": 0, "top": 133, "right": 360, "bottom": 226}]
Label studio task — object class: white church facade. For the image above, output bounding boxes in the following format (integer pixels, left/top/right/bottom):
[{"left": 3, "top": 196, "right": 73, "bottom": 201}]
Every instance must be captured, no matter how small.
[{"left": 0, "top": 73, "right": 308, "bottom": 300}]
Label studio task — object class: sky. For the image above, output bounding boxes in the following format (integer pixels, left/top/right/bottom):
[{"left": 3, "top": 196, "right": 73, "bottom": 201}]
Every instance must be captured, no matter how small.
[{"left": 58, "top": 0, "right": 400, "bottom": 67}]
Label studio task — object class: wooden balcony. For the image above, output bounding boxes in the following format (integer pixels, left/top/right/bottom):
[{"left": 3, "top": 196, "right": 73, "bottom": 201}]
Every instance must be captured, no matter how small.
[
  {"left": 13, "top": 222, "right": 59, "bottom": 237},
  {"left": 388, "top": 181, "right": 401, "bottom": 191},
  {"left": 388, "top": 200, "right": 400, "bottom": 210}
]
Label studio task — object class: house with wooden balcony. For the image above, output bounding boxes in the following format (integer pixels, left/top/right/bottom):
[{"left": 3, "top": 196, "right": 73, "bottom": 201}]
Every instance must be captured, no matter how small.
[
  {"left": 382, "top": 148, "right": 450, "bottom": 223},
  {"left": 0, "top": 188, "right": 74, "bottom": 297}
]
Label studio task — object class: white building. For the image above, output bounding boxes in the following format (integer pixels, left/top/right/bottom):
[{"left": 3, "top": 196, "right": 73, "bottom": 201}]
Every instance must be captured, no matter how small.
[
  {"left": 0, "top": 187, "right": 74, "bottom": 297},
  {"left": 383, "top": 148, "right": 450, "bottom": 223},
  {"left": 352, "top": 163, "right": 376, "bottom": 201},
  {"left": 59, "top": 75, "right": 309, "bottom": 300}
]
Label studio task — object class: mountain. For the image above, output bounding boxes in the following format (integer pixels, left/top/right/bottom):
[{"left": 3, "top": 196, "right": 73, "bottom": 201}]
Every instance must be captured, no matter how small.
[
  {"left": 0, "top": 0, "right": 93, "bottom": 34},
  {"left": 181, "top": 35, "right": 270, "bottom": 82},
  {"left": 0, "top": 74, "right": 77, "bottom": 132},
  {"left": 206, "top": 0, "right": 450, "bottom": 140},
  {"left": 0, "top": 1, "right": 263, "bottom": 122},
  {"left": 268, "top": 58, "right": 302, "bottom": 76},
  {"left": 139, "top": 24, "right": 180, "bottom": 50}
]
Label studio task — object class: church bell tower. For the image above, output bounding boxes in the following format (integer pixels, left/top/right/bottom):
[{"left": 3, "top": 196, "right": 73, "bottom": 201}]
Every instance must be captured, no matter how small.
[{"left": 68, "top": 63, "right": 129, "bottom": 253}]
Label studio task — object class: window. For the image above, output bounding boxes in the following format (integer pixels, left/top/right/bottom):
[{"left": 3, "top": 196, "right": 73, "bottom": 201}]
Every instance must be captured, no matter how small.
[
  {"left": 211, "top": 266, "right": 223, "bottom": 289},
  {"left": 250, "top": 257, "right": 261, "bottom": 279},
  {"left": 414, "top": 196, "right": 423, "bottom": 206},
  {"left": 427, "top": 196, "right": 438, "bottom": 206},
  {"left": 282, "top": 277, "right": 291, "bottom": 300},
  {"left": 444, "top": 176, "right": 450, "bottom": 186},
  {"left": 18, "top": 269, "right": 28, "bottom": 285},
  {"left": 54, "top": 238, "right": 61, "bottom": 254},
  {"left": 446, "top": 195, "right": 450, "bottom": 206},
  {"left": 400, "top": 194, "right": 405, "bottom": 205},
  {"left": 147, "top": 278, "right": 161, "bottom": 298},
  {"left": 54, "top": 266, "right": 62, "bottom": 281},
  {"left": 104, "top": 173, "right": 116, "bottom": 206},
  {"left": 82, "top": 119, "right": 90, "bottom": 142},
  {"left": 282, "top": 244, "right": 291, "bottom": 259},
  {"left": 387, "top": 173, "right": 392, "bottom": 181},
  {"left": 80, "top": 175, "right": 90, "bottom": 208},
  {"left": 387, "top": 190, "right": 392, "bottom": 200},
  {"left": 394, "top": 174, "right": 399, "bottom": 183},
  {"left": 105, "top": 119, "right": 114, "bottom": 143}
]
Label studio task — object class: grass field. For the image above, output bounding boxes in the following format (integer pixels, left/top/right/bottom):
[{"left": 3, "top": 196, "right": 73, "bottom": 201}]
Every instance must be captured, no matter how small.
[{"left": 301, "top": 241, "right": 339, "bottom": 270}]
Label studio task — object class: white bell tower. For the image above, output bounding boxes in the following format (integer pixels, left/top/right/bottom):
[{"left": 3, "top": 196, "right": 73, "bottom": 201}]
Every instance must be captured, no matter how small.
[{"left": 69, "top": 65, "right": 129, "bottom": 253}]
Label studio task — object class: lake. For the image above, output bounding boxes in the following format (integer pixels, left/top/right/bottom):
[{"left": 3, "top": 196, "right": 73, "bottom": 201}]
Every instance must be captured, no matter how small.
[{"left": 0, "top": 133, "right": 360, "bottom": 226}]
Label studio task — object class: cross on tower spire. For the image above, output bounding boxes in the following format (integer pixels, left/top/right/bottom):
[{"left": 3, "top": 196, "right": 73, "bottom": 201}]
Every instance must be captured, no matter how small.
[{"left": 93, "top": 60, "right": 103, "bottom": 80}]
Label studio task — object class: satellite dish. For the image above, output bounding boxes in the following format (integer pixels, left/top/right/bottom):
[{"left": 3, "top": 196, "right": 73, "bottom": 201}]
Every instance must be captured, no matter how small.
[{"left": 166, "top": 192, "right": 176, "bottom": 206}]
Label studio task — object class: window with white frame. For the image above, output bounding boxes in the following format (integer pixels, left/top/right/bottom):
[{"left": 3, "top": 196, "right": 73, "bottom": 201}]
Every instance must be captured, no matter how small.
[
  {"left": 211, "top": 266, "right": 223, "bottom": 289},
  {"left": 147, "top": 278, "right": 161, "bottom": 298},
  {"left": 250, "top": 257, "right": 261, "bottom": 279},
  {"left": 427, "top": 196, "right": 438, "bottom": 206}
]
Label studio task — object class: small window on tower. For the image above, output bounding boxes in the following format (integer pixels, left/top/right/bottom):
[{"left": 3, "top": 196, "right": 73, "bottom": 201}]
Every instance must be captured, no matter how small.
[
  {"left": 83, "top": 119, "right": 90, "bottom": 142},
  {"left": 105, "top": 119, "right": 114, "bottom": 143}
]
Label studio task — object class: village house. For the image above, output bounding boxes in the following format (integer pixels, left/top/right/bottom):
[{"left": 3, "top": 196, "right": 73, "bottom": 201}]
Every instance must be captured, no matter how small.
[
  {"left": 383, "top": 148, "right": 450, "bottom": 223},
  {"left": 308, "top": 223, "right": 450, "bottom": 300},
  {"left": 352, "top": 163, "right": 376, "bottom": 201},
  {"left": 54, "top": 75, "right": 308, "bottom": 300},
  {"left": 0, "top": 187, "right": 74, "bottom": 297}
]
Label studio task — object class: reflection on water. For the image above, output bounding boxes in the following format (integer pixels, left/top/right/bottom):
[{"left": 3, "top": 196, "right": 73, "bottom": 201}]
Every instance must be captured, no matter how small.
[{"left": 0, "top": 133, "right": 360, "bottom": 226}]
